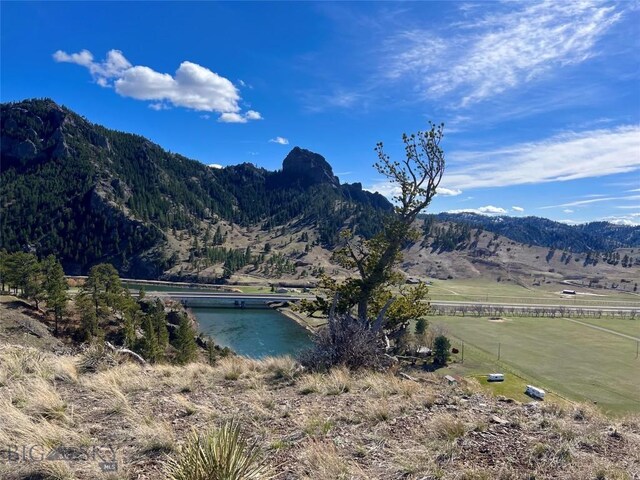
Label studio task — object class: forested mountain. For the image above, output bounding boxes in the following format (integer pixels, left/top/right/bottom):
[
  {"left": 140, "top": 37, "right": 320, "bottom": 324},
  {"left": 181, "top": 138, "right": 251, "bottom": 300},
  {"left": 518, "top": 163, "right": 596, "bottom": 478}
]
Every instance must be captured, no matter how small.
[
  {"left": 1, "top": 98, "right": 637, "bottom": 281},
  {"left": 1, "top": 99, "right": 390, "bottom": 277},
  {"left": 434, "top": 213, "right": 640, "bottom": 253}
]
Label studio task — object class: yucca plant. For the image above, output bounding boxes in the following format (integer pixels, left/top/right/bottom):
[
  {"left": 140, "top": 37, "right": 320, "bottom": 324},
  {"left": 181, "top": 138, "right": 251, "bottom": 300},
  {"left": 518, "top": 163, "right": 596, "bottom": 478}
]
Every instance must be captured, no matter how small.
[{"left": 165, "top": 420, "right": 272, "bottom": 480}]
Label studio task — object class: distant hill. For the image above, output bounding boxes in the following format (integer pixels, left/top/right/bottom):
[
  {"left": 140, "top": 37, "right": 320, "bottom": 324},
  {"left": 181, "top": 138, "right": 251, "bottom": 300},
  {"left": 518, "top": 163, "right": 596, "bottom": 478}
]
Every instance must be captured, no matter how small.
[{"left": 434, "top": 213, "right": 640, "bottom": 253}]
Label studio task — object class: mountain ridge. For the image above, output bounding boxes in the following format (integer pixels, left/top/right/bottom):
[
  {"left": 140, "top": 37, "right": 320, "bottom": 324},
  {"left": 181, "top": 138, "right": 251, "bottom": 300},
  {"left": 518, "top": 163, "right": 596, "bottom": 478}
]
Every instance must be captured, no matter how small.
[{"left": 1, "top": 98, "right": 638, "bottom": 284}]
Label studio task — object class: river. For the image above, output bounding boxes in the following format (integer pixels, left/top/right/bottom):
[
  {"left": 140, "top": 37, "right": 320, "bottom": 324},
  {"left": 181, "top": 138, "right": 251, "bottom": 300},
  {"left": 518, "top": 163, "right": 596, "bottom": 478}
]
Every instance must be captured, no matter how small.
[
  {"left": 123, "top": 281, "right": 313, "bottom": 358},
  {"left": 191, "top": 307, "right": 312, "bottom": 358}
]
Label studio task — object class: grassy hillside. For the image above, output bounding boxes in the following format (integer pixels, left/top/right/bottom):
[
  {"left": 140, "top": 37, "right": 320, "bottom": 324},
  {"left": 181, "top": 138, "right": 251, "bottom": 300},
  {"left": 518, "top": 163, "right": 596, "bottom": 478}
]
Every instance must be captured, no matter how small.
[{"left": 1, "top": 344, "right": 638, "bottom": 480}]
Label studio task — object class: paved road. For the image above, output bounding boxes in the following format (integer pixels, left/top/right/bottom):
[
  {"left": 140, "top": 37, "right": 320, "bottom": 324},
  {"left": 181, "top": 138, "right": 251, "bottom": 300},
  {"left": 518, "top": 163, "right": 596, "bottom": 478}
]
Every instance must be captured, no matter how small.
[{"left": 149, "top": 291, "right": 639, "bottom": 313}]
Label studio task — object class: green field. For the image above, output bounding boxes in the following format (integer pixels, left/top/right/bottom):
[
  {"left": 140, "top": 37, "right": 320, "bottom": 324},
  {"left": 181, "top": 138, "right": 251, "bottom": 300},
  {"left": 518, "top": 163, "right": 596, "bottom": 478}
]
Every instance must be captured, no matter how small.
[
  {"left": 430, "top": 315, "right": 640, "bottom": 415},
  {"left": 565, "top": 317, "right": 640, "bottom": 339},
  {"left": 425, "top": 278, "right": 640, "bottom": 307}
]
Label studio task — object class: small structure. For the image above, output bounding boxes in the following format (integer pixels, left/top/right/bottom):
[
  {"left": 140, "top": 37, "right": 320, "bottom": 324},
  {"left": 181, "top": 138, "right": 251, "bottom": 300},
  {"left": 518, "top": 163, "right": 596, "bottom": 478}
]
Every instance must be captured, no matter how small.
[
  {"left": 487, "top": 373, "right": 505, "bottom": 382},
  {"left": 562, "top": 289, "right": 576, "bottom": 295},
  {"left": 444, "top": 375, "right": 457, "bottom": 385},
  {"left": 525, "top": 385, "right": 546, "bottom": 400},
  {"left": 416, "top": 346, "right": 432, "bottom": 357}
]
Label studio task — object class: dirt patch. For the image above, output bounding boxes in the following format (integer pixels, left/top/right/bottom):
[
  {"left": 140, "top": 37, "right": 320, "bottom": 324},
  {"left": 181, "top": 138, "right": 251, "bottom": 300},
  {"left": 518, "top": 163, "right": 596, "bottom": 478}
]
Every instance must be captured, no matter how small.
[{"left": 488, "top": 317, "right": 511, "bottom": 323}]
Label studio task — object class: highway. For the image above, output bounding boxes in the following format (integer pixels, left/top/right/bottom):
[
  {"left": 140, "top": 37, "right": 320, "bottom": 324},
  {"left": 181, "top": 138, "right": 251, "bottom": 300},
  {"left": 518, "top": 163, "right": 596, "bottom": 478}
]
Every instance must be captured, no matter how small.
[{"left": 144, "top": 291, "right": 639, "bottom": 313}]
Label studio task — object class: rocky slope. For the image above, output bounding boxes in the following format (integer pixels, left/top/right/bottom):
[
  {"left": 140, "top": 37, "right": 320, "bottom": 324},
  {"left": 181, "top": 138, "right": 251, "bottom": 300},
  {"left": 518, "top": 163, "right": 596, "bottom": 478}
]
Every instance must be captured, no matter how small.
[{"left": 1, "top": 331, "right": 638, "bottom": 479}]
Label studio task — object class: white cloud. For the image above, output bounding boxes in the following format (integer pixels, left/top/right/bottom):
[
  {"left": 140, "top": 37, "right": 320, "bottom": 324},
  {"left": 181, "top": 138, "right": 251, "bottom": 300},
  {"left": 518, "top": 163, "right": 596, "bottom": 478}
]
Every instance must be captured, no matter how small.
[
  {"left": 445, "top": 125, "right": 640, "bottom": 190},
  {"left": 563, "top": 209, "right": 574, "bottom": 213},
  {"left": 603, "top": 213, "right": 640, "bottom": 226},
  {"left": 385, "top": 1, "right": 623, "bottom": 106},
  {"left": 512, "top": 206, "right": 524, "bottom": 212},
  {"left": 558, "top": 219, "right": 582, "bottom": 225},
  {"left": 269, "top": 137, "right": 289, "bottom": 145},
  {"left": 218, "top": 110, "right": 263, "bottom": 123},
  {"left": 608, "top": 218, "right": 638, "bottom": 226},
  {"left": 54, "top": 49, "right": 131, "bottom": 82},
  {"left": 208, "top": 164, "right": 223, "bottom": 169},
  {"left": 447, "top": 205, "right": 507, "bottom": 215},
  {"left": 244, "top": 110, "right": 263, "bottom": 120},
  {"left": 437, "top": 187, "right": 462, "bottom": 196},
  {"left": 53, "top": 49, "right": 260, "bottom": 122}
]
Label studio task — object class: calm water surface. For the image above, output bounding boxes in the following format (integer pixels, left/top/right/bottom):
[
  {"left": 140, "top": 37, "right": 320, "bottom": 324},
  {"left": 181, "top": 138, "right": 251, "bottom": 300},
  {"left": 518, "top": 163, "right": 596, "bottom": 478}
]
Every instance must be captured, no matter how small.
[{"left": 192, "top": 307, "right": 312, "bottom": 358}]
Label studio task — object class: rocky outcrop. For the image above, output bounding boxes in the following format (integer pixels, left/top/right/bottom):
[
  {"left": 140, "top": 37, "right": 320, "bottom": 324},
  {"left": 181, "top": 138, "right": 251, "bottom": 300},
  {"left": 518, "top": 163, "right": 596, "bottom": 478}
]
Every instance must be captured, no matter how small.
[{"left": 281, "top": 147, "right": 339, "bottom": 188}]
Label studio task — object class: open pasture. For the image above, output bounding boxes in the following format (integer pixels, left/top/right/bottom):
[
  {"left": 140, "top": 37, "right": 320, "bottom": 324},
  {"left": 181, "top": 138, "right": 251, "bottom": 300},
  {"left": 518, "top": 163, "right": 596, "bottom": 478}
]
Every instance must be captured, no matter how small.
[
  {"left": 432, "top": 314, "right": 640, "bottom": 415},
  {"left": 426, "top": 278, "right": 640, "bottom": 307}
]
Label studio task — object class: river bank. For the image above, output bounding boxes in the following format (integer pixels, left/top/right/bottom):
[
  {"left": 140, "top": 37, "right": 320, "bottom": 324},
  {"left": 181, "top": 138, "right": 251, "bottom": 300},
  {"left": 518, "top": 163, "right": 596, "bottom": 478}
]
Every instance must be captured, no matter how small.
[{"left": 269, "top": 303, "right": 327, "bottom": 332}]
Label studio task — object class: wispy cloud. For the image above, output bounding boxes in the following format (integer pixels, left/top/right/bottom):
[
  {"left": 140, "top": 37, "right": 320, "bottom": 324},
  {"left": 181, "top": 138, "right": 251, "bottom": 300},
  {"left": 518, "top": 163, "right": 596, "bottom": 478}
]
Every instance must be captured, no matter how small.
[
  {"left": 53, "top": 49, "right": 261, "bottom": 122},
  {"left": 542, "top": 195, "right": 640, "bottom": 209},
  {"left": 269, "top": 136, "right": 289, "bottom": 145},
  {"left": 303, "top": 89, "right": 365, "bottom": 112},
  {"left": 384, "top": 1, "right": 623, "bottom": 106},
  {"left": 512, "top": 206, "right": 524, "bottom": 212},
  {"left": 443, "top": 125, "right": 640, "bottom": 190}
]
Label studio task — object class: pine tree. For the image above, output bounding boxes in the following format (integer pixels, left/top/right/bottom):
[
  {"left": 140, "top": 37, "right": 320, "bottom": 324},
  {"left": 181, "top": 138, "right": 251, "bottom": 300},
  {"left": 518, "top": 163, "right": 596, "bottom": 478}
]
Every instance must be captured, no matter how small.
[
  {"left": 141, "top": 314, "right": 159, "bottom": 363},
  {"left": 174, "top": 314, "right": 197, "bottom": 365},
  {"left": 433, "top": 335, "right": 451, "bottom": 366},
  {"left": 415, "top": 317, "right": 427, "bottom": 336},
  {"left": 77, "top": 293, "right": 100, "bottom": 341},
  {"left": 41, "top": 255, "right": 68, "bottom": 335}
]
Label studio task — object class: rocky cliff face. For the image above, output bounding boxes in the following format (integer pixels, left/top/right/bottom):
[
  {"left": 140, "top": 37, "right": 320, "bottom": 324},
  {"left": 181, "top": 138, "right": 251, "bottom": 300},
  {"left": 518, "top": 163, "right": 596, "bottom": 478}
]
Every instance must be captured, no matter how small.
[{"left": 281, "top": 147, "right": 340, "bottom": 188}]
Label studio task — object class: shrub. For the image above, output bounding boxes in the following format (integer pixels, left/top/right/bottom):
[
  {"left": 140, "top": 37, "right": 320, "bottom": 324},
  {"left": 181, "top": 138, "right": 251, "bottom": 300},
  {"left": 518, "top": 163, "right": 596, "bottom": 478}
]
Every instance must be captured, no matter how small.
[
  {"left": 165, "top": 420, "right": 271, "bottom": 480},
  {"left": 299, "top": 311, "right": 391, "bottom": 371}
]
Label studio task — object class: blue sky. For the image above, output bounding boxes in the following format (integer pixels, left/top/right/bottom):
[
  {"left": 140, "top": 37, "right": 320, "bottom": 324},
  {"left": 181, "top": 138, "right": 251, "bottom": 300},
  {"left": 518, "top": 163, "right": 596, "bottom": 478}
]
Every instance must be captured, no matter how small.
[{"left": 2, "top": 1, "right": 639, "bottom": 225}]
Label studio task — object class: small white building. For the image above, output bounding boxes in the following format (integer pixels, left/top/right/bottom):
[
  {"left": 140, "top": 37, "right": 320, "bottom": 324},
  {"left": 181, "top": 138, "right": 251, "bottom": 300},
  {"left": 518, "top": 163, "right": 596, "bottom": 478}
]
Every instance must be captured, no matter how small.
[
  {"left": 525, "top": 385, "right": 546, "bottom": 400},
  {"left": 487, "top": 373, "right": 504, "bottom": 382},
  {"left": 416, "top": 346, "right": 432, "bottom": 356},
  {"left": 562, "top": 289, "right": 576, "bottom": 295}
]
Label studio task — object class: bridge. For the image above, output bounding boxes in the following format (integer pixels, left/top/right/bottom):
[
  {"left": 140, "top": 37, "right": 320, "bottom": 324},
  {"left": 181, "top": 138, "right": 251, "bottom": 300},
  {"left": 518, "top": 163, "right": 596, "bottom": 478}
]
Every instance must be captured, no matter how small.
[
  {"left": 137, "top": 291, "right": 306, "bottom": 308},
  {"left": 140, "top": 291, "right": 638, "bottom": 314}
]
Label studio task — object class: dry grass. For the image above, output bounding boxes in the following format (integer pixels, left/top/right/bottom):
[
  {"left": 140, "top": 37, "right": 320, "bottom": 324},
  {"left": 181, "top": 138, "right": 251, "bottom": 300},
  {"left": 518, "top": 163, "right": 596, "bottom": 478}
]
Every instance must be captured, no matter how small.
[
  {"left": 0, "top": 344, "right": 638, "bottom": 479},
  {"left": 217, "top": 356, "right": 256, "bottom": 381},
  {"left": 136, "top": 418, "right": 176, "bottom": 455},
  {"left": 257, "top": 355, "right": 300, "bottom": 381},
  {"left": 299, "top": 440, "right": 356, "bottom": 480},
  {"left": 14, "top": 378, "right": 69, "bottom": 422},
  {"left": 431, "top": 414, "right": 468, "bottom": 441}
]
